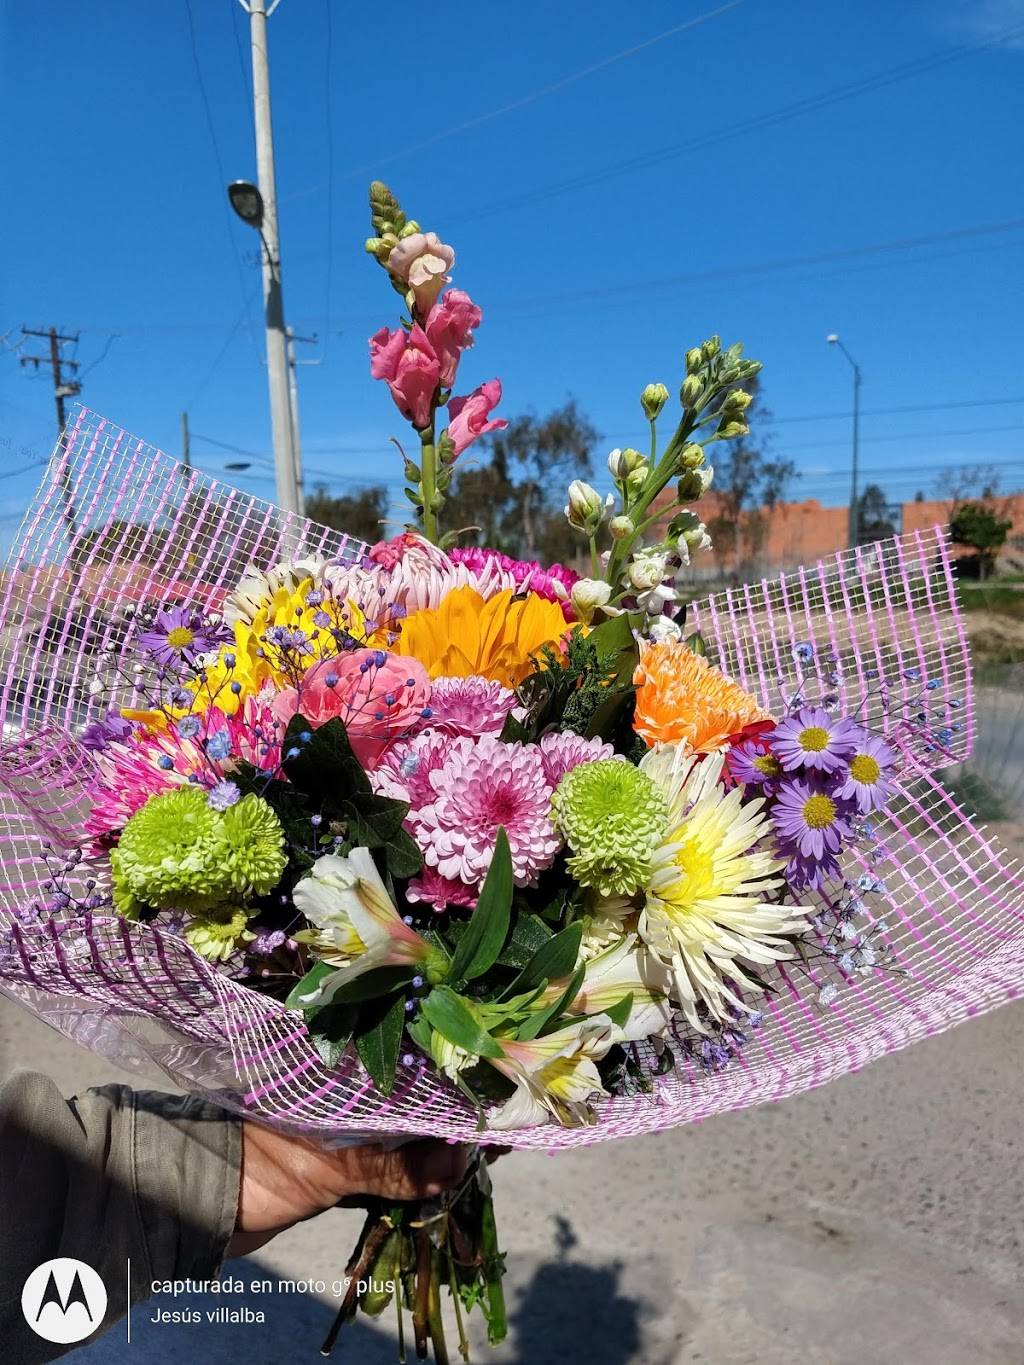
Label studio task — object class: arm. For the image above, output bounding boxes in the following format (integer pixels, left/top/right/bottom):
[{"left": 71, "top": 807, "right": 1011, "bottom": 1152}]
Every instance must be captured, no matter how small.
[{"left": 0, "top": 1070, "right": 465, "bottom": 1363}]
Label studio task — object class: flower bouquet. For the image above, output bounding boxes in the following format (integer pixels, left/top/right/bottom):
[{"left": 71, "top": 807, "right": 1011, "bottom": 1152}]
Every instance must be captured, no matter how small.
[{"left": 2, "top": 183, "right": 1023, "bottom": 1361}]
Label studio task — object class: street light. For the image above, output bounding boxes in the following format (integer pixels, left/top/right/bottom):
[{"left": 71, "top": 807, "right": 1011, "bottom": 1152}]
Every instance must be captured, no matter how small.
[
  {"left": 827, "top": 333, "right": 862, "bottom": 548},
  {"left": 228, "top": 180, "right": 264, "bottom": 229}
]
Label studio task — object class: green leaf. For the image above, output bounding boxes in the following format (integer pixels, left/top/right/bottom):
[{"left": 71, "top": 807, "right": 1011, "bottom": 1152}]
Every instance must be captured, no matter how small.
[
  {"left": 505, "top": 921, "right": 584, "bottom": 998},
  {"left": 285, "top": 960, "right": 335, "bottom": 1010},
  {"left": 324, "top": 966, "right": 416, "bottom": 1005},
  {"left": 354, "top": 992, "right": 407, "bottom": 1095},
  {"left": 446, "top": 829, "right": 513, "bottom": 983},
  {"left": 383, "top": 827, "right": 423, "bottom": 879},
  {"left": 421, "top": 986, "right": 503, "bottom": 1059},
  {"left": 496, "top": 912, "right": 553, "bottom": 968},
  {"left": 517, "top": 963, "right": 585, "bottom": 1042},
  {"left": 283, "top": 715, "right": 371, "bottom": 799},
  {"left": 600, "top": 991, "right": 635, "bottom": 1029},
  {"left": 305, "top": 1001, "right": 359, "bottom": 1068}
]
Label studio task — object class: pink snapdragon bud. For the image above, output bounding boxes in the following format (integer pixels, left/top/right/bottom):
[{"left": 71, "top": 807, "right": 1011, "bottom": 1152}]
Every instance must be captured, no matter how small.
[{"left": 424, "top": 289, "right": 483, "bottom": 388}]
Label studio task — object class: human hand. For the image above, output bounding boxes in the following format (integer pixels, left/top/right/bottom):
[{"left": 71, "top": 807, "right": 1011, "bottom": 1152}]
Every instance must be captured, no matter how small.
[{"left": 229, "top": 1123, "right": 468, "bottom": 1257}]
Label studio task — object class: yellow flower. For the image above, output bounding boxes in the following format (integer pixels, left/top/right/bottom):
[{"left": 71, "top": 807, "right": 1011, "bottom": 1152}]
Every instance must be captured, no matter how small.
[
  {"left": 394, "top": 584, "right": 567, "bottom": 687},
  {"left": 638, "top": 746, "right": 813, "bottom": 1031},
  {"left": 633, "top": 639, "right": 769, "bottom": 753}
]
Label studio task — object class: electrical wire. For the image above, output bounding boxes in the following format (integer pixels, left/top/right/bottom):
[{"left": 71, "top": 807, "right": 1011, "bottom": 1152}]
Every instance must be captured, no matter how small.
[
  {"left": 182, "top": 0, "right": 261, "bottom": 362},
  {"left": 454, "top": 21, "right": 1024, "bottom": 225},
  {"left": 281, "top": 1, "right": 747, "bottom": 204}
]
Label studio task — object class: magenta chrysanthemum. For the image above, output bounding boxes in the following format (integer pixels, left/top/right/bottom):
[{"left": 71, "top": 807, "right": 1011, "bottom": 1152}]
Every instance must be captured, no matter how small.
[
  {"left": 426, "top": 676, "right": 517, "bottom": 738},
  {"left": 410, "top": 736, "right": 561, "bottom": 889},
  {"left": 448, "top": 547, "right": 578, "bottom": 618},
  {"left": 371, "top": 731, "right": 475, "bottom": 805},
  {"left": 406, "top": 868, "right": 479, "bottom": 912},
  {"left": 537, "top": 732, "right": 616, "bottom": 789}
]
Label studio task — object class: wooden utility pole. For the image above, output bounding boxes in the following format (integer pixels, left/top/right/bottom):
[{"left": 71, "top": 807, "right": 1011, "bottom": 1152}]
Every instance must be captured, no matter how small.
[{"left": 19, "top": 326, "right": 81, "bottom": 534}]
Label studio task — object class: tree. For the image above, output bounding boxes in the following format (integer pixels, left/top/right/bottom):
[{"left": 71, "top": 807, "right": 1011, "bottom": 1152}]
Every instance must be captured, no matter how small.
[
  {"left": 950, "top": 501, "right": 1011, "bottom": 580},
  {"left": 857, "top": 484, "right": 897, "bottom": 543},
  {"left": 444, "top": 401, "right": 598, "bottom": 563},
  {"left": 936, "top": 462, "right": 1002, "bottom": 516},
  {"left": 305, "top": 484, "right": 389, "bottom": 544},
  {"left": 704, "top": 376, "right": 796, "bottom": 569}
]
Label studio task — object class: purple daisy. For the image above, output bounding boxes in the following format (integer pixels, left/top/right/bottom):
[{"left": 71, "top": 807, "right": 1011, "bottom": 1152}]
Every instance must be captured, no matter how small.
[
  {"left": 770, "top": 706, "right": 861, "bottom": 775},
  {"left": 835, "top": 733, "right": 896, "bottom": 813},
  {"left": 726, "top": 738, "right": 785, "bottom": 789},
  {"left": 138, "top": 606, "right": 225, "bottom": 664},
  {"left": 773, "top": 776, "right": 854, "bottom": 889}
]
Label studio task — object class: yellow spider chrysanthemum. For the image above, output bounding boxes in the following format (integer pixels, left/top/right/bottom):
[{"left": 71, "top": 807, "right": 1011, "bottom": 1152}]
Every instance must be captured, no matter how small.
[
  {"left": 633, "top": 639, "right": 769, "bottom": 754},
  {"left": 393, "top": 584, "right": 568, "bottom": 687},
  {"left": 638, "top": 746, "right": 813, "bottom": 1031}
]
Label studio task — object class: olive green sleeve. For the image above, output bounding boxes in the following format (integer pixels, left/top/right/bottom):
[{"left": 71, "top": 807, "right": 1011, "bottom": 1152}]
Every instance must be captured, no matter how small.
[{"left": 0, "top": 1069, "right": 241, "bottom": 1363}]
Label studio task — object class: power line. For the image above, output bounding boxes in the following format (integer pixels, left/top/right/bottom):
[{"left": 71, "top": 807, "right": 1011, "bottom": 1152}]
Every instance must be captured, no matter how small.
[
  {"left": 455, "top": 21, "right": 1024, "bottom": 225},
  {"left": 182, "top": 0, "right": 260, "bottom": 362},
  {"left": 282, "top": 1, "right": 746, "bottom": 205},
  {"left": 781, "top": 421, "right": 1022, "bottom": 453}
]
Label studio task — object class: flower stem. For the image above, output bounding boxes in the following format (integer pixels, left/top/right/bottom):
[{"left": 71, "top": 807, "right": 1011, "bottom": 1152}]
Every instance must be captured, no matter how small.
[{"left": 419, "top": 423, "right": 439, "bottom": 544}]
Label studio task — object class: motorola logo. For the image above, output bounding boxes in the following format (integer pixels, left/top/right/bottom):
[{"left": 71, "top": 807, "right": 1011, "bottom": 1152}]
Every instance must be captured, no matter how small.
[{"left": 21, "top": 1258, "right": 107, "bottom": 1345}]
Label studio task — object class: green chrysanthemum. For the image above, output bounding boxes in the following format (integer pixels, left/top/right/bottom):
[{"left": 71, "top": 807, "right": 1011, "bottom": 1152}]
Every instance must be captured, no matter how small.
[
  {"left": 218, "top": 793, "right": 288, "bottom": 895},
  {"left": 112, "top": 785, "right": 286, "bottom": 915},
  {"left": 184, "top": 906, "right": 256, "bottom": 962},
  {"left": 551, "top": 759, "right": 668, "bottom": 897}
]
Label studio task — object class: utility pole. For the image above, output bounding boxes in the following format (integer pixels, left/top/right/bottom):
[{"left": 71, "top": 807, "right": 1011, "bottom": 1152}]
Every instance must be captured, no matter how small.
[
  {"left": 181, "top": 410, "right": 191, "bottom": 470},
  {"left": 237, "top": 0, "right": 301, "bottom": 517},
  {"left": 827, "top": 334, "right": 862, "bottom": 549},
  {"left": 287, "top": 328, "right": 320, "bottom": 517},
  {"left": 19, "top": 326, "right": 81, "bottom": 534}
]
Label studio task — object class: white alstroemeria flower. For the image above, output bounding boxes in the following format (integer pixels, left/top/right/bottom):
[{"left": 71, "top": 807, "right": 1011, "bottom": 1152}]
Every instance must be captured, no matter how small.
[
  {"left": 541, "top": 934, "right": 673, "bottom": 1043},
  {"left": 647, "top": 615, "right": 683, "bottom": 645},
  {"left": 292, "top": 848, "right": 443, "bottom": 1005},
  {"left": 488, "top": 1018, "right": 616, "bottom": 1129}
]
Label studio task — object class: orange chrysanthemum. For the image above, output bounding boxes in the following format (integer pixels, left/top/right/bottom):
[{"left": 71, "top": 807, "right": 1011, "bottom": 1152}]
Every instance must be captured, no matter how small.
[
  {"left": 633, "top": 639, "right": 769, "bottom": 753},
  {"left": 394, "top": 584, "right": 568, "bottom": 687}
]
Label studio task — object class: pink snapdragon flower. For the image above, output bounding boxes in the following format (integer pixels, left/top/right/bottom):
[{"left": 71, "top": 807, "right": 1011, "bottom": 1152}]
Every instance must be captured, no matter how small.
[
  {"left": 369, "top": 324, "right": 440, "bottom": 429},
  {"left": 386, "top": 231, "right": 455, "bottom": 312},
  {"left": 446, "top": 379, "right": 507, "bottom": 456},
  {"left": 272, "top": 650, "right": 432, "bottom": 770},
  {"left": 424, "top": 289, "right": 482, "bottom": 388}
]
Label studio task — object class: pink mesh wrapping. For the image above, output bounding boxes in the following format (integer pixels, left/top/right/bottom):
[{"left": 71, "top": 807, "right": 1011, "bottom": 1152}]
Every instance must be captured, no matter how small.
[{"left": 1, "top": 409, "right": 1021, "bottom": 1150}]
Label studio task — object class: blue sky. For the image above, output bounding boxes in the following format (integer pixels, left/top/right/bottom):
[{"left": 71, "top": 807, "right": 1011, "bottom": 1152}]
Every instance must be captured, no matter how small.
[{"left": 1, "top": 0, "right": 1022, "bottom": 548}]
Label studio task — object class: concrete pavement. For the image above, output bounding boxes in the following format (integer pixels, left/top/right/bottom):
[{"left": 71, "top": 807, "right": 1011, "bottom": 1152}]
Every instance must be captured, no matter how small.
[{"left": 2, "top": 984, "right": 1021, "bottom": 1364}]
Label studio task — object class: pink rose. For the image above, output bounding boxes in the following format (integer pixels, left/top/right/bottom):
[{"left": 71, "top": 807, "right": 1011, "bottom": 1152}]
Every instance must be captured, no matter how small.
[
  {"left": 446, "top": 379, "right": 508, "bottom": 456},
  {"left": 386, "top": 231, "right": 455, "bottom": 312},
  {"left": 369, "top": 324, "right": 441, "bottom": 430},
  {"left": 424, "top": 289, "right": 482, "bottom": 388},
  {"left": 271, "top": 650, "right": 432, "bottom": 770}
]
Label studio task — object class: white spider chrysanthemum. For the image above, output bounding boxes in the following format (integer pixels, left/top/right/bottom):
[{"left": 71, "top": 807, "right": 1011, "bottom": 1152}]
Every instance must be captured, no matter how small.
[{"left": 638, "top": 746, "right": 814, "bottom": 1032}]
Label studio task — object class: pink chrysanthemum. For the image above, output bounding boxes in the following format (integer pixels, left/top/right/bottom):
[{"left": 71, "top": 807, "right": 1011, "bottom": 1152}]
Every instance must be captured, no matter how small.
[
  {"left": 85, "top": 698, "right": 282, "bottom": 843},
  {"left": 411, "top": 736, "right": 561, "bottom": 889},
  {"left": 405, "top": 868, "right": 479, "bottom": 912},
  {"left": 537, "top": 732, "right": 616, "bottom": 788},
  {"left": 426, "top": 676, "right": 517, "bottom": 738},
  {"left": 371, "top": 731, "right": 475, "bottom": 806}
]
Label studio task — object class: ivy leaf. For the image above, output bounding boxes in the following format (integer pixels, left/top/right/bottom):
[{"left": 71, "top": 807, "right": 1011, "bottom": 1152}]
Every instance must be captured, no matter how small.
[
  {"left": 325, "top": 966, "right": 416, "bottom": 1005},
  {"left": 354, "top": 992, "right": 407, "bottom": 1095},
  {"left": 382, "top": 827, "right": 423, "bottom": 879},
  {"left": 421, "top": 986, "right": 503, "bottom": 1059},
  {"left": 504, "top": 922, "right": 584, "bottom": 997},
  {"left": 283, "top": 715, "right": 371, "bottom": 800},
  {"left": 496, "top": 911, "right": 553, "bottom": 968},
  {"left": 305, "top": 1000, "right": 359, "bottom": 1069},
  {"left": 446, "top": 829, "right": 513, "bottom": 984}
]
